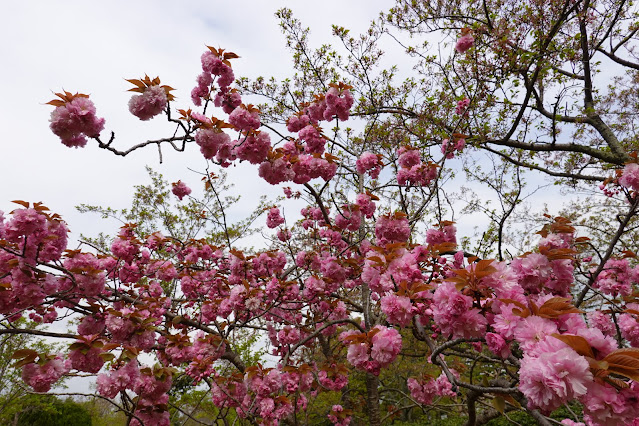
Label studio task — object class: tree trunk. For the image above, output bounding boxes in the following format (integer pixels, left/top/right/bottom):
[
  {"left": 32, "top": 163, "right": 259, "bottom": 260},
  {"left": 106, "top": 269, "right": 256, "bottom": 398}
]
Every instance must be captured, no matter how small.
[{"left": 366, "top": 373, "right": 381, "bottom": 426}]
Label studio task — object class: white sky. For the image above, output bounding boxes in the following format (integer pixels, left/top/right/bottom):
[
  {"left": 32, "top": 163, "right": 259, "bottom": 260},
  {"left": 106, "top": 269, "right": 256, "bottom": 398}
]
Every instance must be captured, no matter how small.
[{"left": 1, "top": 0, "right": 392, "bottom": 243}]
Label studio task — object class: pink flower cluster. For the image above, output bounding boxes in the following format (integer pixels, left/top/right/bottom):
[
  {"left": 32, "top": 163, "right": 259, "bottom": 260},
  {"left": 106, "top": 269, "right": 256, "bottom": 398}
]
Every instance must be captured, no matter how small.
[
  {"left": 455, "top": 33, "right": 475, "bottom": 53},
  {"left": 327, "top": 405, "right": 351, "bottom": 426},
  {"left": 362, "top": 245, "right": 429, "bottom": 295},
  {"left": 299, "top": 86, "right": 354, "bottom": 123},
  {"left": 356, "top": 151, "right": 383, "bottom": 178},
  {"left": 519, "top": 345, "right": 592, "bottom": 412},
  {"left": 235, "top": 131, "right": 271, "bottom": 164},
  {"left": 380, "top": 293, "right": 413, "bottom": 327},
  {"left": 396, "top": 147, "right": 438, "bottom": 186},
  {"left": 49, "top": 95, "right": 105, "bottom": 148},
  {"left": 323, "top": 86, "right": 354, "bottom": 121},
  {"left": 69, "top": 343, "right": 104, "bottom": 373},
  {"left": 455, "top": 97, "right": 471, "bottom": 115},
  {"left": 266, "top": 207, "right": 285, "bottom": 229},
  {"left": 593, "top": 258, "right": 638, "bottom": 297},
  {"left": 619, "top": 304, "right": 639, "bottom": 347},
  {"left": 258, "top": 151, "right": 337, "bottom": 185},
  {"left": 318, "top": 364, "right": 349, "bottom": 391},
  {"left": 407, "top": 372, "right": 457, "bottom": 405},
  {"left": 298, "top": 125, "right": 326, "bottom": 154},
  {"left": 619, "top": 163, "right": 639, "bottom": 191},
  {"left": 183, "top": 333, "right": 226, "bottom": 381},
  {"left": 229, "top": 105, "right": 261, "bottom": 132},
  {"left": 426, "top": 223, "right": 457, "bottom": 246},
  {"left": 334, "top": 204, "right": 362, "bottom": 232},
  {"left": 375, "top": 213, "right": 410, "bottom": 245},
  {"left": 130, "top": 396, "right": 170, "bottom": 426},
  {"left": 235, "top": 368, "right": 295, "bottom": 425},
  {"left": 2, "top": 207, "right": 68, "bottom": 264},
  {"left": 581, "top": 381, "right": 639, "bottom": 425},
  {"left": 22, "top": 356, "right": 69, "bottom": 392},
  {"left": 355, "top": 193, "right": 376, "bottom": 218},
  {"left": 97, "top": 362, "right": 172, "bottom": 425},
  {"left": 191, "top": 49, "right": 236, "bottom": 106},
  {"left": 196, "top": 126, "right": 232, "bottom": 159},
  {"left": 341, "top": 326, "right": 402, "bottom": 375},
  {"left": 587, "top": 310, "right": 616, "bottom": 336},
  {"left": 96, "top": 360, "right": 136, "bottom": 397},
  {"left": 509, "top": 252, "right": 574, "bottom": 296},
  {"left": 485, "top": 332, "right": 511, "bottom": 358},
  {"left": 214, "top": 89, "right": 242, "bottom": 114},
  {"left": 251, "top": 85, "right": 354, "bottom": 186},
  {"left": 0, "top": 207, "right": 69, "bottom": 315},
  {"left": 105, "top": 310, "right": 156, "bottom": 349},
  {"left": 432, "top": 282, "right": 487, "bottom": 339},
  {"left": 62, "top": 252, "right": 106, "bottom": 297},
  {"left": 171, "top": 180, "right": 192, "bottom": 201},
  {"left": 441, "top": 138, "right": 465, "bottom": 159},
  {"left": 128, "top": 85, "right": 167, "bottom": 120}
]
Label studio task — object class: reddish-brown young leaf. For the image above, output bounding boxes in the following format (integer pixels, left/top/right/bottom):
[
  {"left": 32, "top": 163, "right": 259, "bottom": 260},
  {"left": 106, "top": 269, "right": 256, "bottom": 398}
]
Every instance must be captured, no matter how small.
[
  {"left": 126, "top": 79, "right": 146, "bottom": 89},
  {"left": 99, "top": 353, "right": 116, "bottom": 362},
  {"left": 11, "top": 349, "right": 38, "bottom": 359},
  {"left": 11, "top": 200, "right": 30, "bottom": 208},
  {"left": 46, "top": 99, "right": 66, "bottom": 107},
  {"left": 536, "top": 297, "right": 584, "bottom": 318},
  {"left": 432, "top": 242, "right": 458, "bottom": 255},
  {"left": 68, "top": 342, "right": 88, "bottom": 351},
  {"left": 551, "top": 334, "right": 595, "bottom": 358}
]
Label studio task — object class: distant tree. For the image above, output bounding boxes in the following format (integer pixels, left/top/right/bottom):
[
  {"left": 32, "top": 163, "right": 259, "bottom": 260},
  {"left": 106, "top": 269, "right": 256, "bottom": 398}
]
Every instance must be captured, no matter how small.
[
  {"left": 3, "top": 395, "right": 91, "bottom": 426},
  {"left": 0, "top": 319, "right": 61, "bottom": 423}
]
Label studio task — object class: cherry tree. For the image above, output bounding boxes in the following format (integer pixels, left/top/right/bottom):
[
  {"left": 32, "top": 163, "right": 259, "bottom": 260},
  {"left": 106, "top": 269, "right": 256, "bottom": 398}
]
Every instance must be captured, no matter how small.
[{"left": 4, "top": 1, "right": 639, "bottom": 425}]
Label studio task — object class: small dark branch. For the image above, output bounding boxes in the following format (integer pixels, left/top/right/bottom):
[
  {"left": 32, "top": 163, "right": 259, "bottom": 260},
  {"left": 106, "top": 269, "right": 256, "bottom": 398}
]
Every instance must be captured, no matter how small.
[
  {"left": 551, "top": 66, "right": 585, "bottom": 80},
  {"left": 483, "top": 137, "right": 625, "bottom": 167},
  {"left": 156, "top": 143, "right": 163, "bottom": 163},
  {"left": 579, "top": 0, "right": 595, "bottom": 108},
  {"left": 464, "top": 406, "right": 511, "bottom": 426},
  {"left": 168, "top": 400, "right": 210, "bottom": 425},
  {"left": 0, "top": 328, "right": 76, "bottom": 339},
  {"left": 518, "top": 398, "right": 552, "bottom": 426},
  {"left": 596, "top": 46, "right": 639, "bottom": 70},
  {"left": 303, "top": 183, "right": 332, "bottom": 225},
  {"left": 261, "top": 122, "right": 294, "bottom": 144},
  {"left": 351, "top": 106, "right": 419, "bottom": 118},
  {"left": 482, "top": 145, "right": 605, "bottom": 182},
  {"left": 482, "top": 0, "right": 493, "bottom": 30},
  {"left": 430, "top": 337, "right": 483, "bottom": 362},
  {"left": 206, "top": 169, "right": 232, "bottom": 248},
  {"left": 612, "top": 25, "right": 639, "bottom": 53},
  {"left": 94, "top": 134, "right": 192, "bottom": 157},
  {"left": 282, "top": 318, "right": 365, "bottom": 365},
  {"left": 530, "top": 86, "right": 584, "bottom": 124},
  {"left": 429, "top": 337, "right": 519, "bottom": 394},
  {"left": 220, "top": 350, "right": 247, "bottom": 374}
]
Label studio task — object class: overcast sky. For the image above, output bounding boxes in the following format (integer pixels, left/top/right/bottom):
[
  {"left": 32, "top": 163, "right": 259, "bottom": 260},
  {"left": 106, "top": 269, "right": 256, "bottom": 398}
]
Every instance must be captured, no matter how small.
[{"left": 1, "top": 0, "right": 392, "bottom": 243}]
